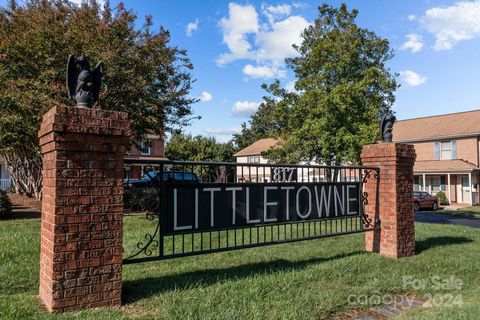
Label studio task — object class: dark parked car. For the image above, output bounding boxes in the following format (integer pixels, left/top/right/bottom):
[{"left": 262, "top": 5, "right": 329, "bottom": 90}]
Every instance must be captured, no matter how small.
[
  {"left": 126, "top": 170, "right": 199, "bottom": 187},
  {"left": 124, "top": 171, "right": 199, "bottom": 211},
  {"left": 413, "top": 191, "right": 439, "bottom": 211}
]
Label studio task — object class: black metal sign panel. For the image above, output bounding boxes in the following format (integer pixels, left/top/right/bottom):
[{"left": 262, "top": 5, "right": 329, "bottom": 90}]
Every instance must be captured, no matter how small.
[{"left": 164, "top": 182, "right": 361, "bottom": 235}]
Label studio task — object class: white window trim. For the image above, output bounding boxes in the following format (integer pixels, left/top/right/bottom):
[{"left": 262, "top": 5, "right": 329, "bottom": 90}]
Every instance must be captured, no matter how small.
[
  {"left": 140, "top": 139, "right": 152, "bottom": 156},
  {"left": 439, "top": 140, "right": 452, "bottom": 160}
]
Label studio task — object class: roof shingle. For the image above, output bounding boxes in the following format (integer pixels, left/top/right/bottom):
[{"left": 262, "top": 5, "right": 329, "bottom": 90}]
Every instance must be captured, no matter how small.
[
  {"left": 234, "top": 138, "right": 278, "bottom": 157},
  {"left": 414, "top": 160, "right": 478, "bottom": 173},
  {"left": 394, "top": 109, "right": 480, "bottom": 142}
]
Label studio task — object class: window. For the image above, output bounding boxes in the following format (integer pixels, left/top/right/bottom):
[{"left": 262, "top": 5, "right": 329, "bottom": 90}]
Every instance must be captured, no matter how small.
[
  {"left": 440, "top": 176, "right": 447, "bottom": 191},
  {"left": 434, "top": 140, "right": 457, "bottom": 160},
  {"left": 440, "top": 141, "right": 452, "bottom": 160},
  {"left": 140, "top": 139, "right": 152, "bottom": 155},
  {"left": 248, "top": 156, "right": 260, "bottom": 163},
  {"left": 430, "top": 176, "right": 441, "bottom": 192},
  {"left": 414, "top": 176, "right": 421, "bottom": 191}
]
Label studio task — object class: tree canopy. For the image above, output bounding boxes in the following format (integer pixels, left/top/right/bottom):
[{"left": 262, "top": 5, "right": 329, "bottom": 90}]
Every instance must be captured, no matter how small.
[
  {"left": 0, "top": 0, "right": 197, "bottom": 198},
  {"left": 166, "top": 133, "right": 235, "bottom": 163},
  {"left": 236, "top": 3, "right": 398, "bottom": 166}
]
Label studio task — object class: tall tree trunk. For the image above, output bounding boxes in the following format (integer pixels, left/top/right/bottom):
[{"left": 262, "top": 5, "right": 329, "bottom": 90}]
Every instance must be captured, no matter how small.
[{"left": 0, "top": 150, "right": 42, "bottom": 200}]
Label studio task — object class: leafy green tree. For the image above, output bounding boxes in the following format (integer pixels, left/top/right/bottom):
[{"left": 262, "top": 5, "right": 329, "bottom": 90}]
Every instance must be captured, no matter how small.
[
  {"left": 166, "top": 133, "right": 235, "bottom": 162},
  {"left": 250, "top": 3, "right": 398, "bottom": 167},
  {"left": 166, "top": 132, "right": 235, "bottom": 182},
  {"left": 0, "top": 0, "right": 196, "bottom": 198}
]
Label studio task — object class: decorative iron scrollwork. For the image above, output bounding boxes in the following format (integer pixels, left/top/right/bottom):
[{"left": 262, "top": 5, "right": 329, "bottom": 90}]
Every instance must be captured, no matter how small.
[
  {"left": 123, "top": 212, "right": 160, "bottom": 261},
  {"left": 123, "top": 164, "right": 162, "bottom": 262},
  {"left": 361, "top": 168, "right": 380, "bottom": 229}
]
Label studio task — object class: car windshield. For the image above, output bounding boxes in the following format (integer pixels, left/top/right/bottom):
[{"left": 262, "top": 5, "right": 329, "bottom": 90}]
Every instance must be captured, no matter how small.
[
  {"left": 164, "top": 172, "right": 197, "bottom": 181},
  {"left": 139, "top": 171, "right": 197, "bottom": 182},
  {"left": 413, "top": 192, "right": 420, "bottom": 197},
  {"left": 140, "top": 171, "right": 159, "bottom": 180}
]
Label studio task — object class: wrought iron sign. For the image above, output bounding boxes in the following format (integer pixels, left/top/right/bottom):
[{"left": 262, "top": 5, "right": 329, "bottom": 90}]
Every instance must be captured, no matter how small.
[
  {"left": 166, "top": 182, "right": 361, "bottom": 234},
  {"left": 123, "top": 160, "right": 380, "bottom": 264}
]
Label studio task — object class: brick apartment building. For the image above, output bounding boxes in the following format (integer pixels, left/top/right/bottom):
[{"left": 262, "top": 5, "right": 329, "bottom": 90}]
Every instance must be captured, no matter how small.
[
  {"left": 124, "top": 134, "right": 168, "bottom": 180},
  {"left": 394, "top": 109, "right": 480, "bottom": 205},
  {"left": 236, "top": 109, "right": 480, "bottom": 205}
]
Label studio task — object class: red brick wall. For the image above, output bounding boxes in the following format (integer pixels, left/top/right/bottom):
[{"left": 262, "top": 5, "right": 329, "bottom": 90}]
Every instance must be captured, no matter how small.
[
  {"left": 361, "top": 143, "right": 416, "bottom": 259},
  {"left": 128, "top": 138, "right": 165, "bottom": 157},
  {"left": 38, "top": 106, "right": 130, "bottom": 312},
  {"left": 412, "top": 137, "right": 478, "bottom": 164}
]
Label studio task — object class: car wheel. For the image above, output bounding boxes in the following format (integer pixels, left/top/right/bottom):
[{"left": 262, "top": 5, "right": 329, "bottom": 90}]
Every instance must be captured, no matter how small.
[
  {"left": 432, "top": 202, "right": 439, "bottom": 211},
  {"left": 414, "top": 202, "right": 420, "bottom": 211}
]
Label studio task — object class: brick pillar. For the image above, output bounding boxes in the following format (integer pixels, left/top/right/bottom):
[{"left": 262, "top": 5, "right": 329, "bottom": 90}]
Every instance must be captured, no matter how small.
[
  {"left": 38, "top": 106, "right": 130, "bottom": 312},
  {"left": 361, "top": 143, "right": 416, "bottom": 259}
]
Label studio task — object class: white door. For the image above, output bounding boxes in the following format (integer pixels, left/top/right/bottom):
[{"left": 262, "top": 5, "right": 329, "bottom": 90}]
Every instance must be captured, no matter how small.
[{"left": 461, "top": 177, "right": 471, "bottom": 203}]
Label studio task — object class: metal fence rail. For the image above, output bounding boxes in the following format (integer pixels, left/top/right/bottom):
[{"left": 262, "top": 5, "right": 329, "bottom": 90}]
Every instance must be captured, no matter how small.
[{"left": 123, "top": 159, "right": 380, "bottom": 264}]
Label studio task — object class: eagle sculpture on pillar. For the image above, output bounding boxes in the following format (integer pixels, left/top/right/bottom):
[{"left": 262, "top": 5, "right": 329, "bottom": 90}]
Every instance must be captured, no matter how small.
[
  {"left": 66, "top": 55, "right": 103, "bottom": 108},
  {"left": 380, "top": 112, "right": 396, "bottom": 143}
]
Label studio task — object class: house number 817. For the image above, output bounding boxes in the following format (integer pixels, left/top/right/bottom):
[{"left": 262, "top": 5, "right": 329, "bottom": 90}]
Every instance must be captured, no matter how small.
[{"left": 272, "top": 167, "right": 295, "bottom": 182}]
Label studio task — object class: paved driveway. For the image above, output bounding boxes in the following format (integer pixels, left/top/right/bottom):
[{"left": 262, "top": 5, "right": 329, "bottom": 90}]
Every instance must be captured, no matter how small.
[{"left": 415, "top": 211, "right": 480, "bottom": 228}]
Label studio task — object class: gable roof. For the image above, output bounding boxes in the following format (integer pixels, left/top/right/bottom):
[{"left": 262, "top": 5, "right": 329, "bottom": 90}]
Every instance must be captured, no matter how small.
[
  {"left": 393, "top": 109, "right": 480, "bottom": 142},
  {"left": 234, "top": 138, "right": 278, "bottom": 157}
]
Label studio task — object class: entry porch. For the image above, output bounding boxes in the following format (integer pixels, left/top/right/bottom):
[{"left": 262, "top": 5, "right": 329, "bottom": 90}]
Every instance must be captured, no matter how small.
[{"left": 413, "top": 160, "right": 480, "bottom": 205}]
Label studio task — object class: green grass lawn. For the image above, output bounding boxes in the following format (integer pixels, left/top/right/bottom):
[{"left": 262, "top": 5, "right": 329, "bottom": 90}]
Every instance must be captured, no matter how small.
[
  {"left": 0, "top": 216, "right": 479, "bottom": 319},
  {"left": 441, "top": 206, "right": 480, "bottom": 218}
]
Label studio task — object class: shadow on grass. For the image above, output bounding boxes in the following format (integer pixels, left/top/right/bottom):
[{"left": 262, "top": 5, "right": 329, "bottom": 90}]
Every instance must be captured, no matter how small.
[
  {"left": 122, "top": 250, "right": 366, "bottom": 304},
  {"left": 4, "top": 206, "right": 41, "bottom": 220},
  {"left": 416, "top": 236, "right": 473, "bottom": 254},
  {"left": 439, "top": 210, "right": 479, "bottom": 218}
]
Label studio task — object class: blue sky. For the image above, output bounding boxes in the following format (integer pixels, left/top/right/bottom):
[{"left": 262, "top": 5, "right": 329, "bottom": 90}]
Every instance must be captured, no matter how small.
[{"left": 4, "top": 0, "right": 480, "bottom": 141}]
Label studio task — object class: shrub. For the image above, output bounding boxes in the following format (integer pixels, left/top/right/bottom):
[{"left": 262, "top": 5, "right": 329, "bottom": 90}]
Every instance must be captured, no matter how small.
[
  {"left": 436, "top": 191, "right": 448, "bottom": 205},
  {"left": 0, "top": 190, "right": 12, "bottom": 219},
  {"left": 124, "top": 187, "right": 159, "bottom": 213}
]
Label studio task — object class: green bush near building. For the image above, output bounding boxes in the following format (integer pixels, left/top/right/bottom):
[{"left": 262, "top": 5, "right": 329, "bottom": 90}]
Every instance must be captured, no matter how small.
[
  {"left": 0, "top": 190, "right": 12, "bottom": 219},
  {"left": 436, "top": 191, "right": 449, "bottom": 205}
]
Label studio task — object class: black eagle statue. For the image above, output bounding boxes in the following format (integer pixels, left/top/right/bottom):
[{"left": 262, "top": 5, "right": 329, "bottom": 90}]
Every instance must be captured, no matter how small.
[
  {"left": 380, "top": 112, "right": 396, "bottom": 143},
  {"left": 66, "top": 55, "right": 103, "bottom": 108}
]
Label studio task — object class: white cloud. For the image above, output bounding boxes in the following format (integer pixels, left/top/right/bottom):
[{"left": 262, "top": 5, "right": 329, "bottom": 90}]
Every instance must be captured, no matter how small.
[
  {"left": 217, "top": 3, "right": 259, "bottom": 64},
  {"left": 204, "top": 128, "right": 241, "bottom": 135},
  {"left": 399, "top": 70, "right": 427, "bottom": 87},
  {"left": 242, "top": 64, "right": 285, "bottom": 79},
  {"left": 262, "top": 3, "right": 292, "bottom": 23},
  {"left": 255, "top": 15, "right": 309, "bottom": 63},
  {"left": 400, "top": 34, "right": 424, "bottom": 53},
  {"left": 186, "top": 19, "right": 199, "bottom": 37},
  {"left": 408, "top": 14, "right": 416, "bottom": 21},
  {"left": 232, "top": 101, "right": 260, "bottom": 117},
  {"left": 217, "top": 3, "right": 309, "bottom": 79},
  {"left": 422, "top": 0, "right": 480, "bottom": 50},
  {"left": 199, "top": 91, "right": 213, "bottom": 102}
]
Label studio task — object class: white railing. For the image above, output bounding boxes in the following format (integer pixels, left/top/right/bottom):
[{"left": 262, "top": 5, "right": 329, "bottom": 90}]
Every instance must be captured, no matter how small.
[{"left": 0, "top": 179, "right": 11, "bottom": 190}]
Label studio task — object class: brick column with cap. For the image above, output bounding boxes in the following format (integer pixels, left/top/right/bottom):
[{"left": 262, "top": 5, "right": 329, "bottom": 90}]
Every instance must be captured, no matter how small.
[
  {"left": 361, "top": 143, "right": 416, "bottom": 259},
  {"left": 38, "top": 106, "right": 130, "bottom": 312}
]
